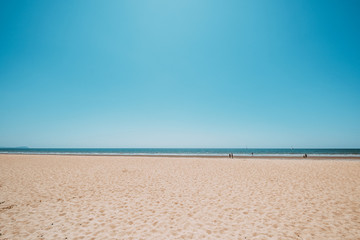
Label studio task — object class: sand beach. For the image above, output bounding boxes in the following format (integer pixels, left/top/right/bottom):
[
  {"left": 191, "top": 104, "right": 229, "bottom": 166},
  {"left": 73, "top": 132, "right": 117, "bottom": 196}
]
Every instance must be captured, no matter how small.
[{"left": 1, "top": 154, "right": 360, "bottom": 239}]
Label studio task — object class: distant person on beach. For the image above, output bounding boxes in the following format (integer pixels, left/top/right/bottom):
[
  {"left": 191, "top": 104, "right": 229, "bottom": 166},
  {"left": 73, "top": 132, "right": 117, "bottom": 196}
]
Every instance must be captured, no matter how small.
[
  {"left": 303, "top": 154, "right": 308, "bottom": 158},
  {"left": 251, "top": 152, "right": 254, "bottom": 156},
  {"left": 229, "top": 153, "right": 231, "bottom": 158}
]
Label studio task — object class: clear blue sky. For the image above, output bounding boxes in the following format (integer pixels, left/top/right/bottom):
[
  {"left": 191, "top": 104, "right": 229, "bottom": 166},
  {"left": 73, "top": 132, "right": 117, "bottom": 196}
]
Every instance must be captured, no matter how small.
[{"left": 0, "top": 0, "right": 359, "bottom": 148}]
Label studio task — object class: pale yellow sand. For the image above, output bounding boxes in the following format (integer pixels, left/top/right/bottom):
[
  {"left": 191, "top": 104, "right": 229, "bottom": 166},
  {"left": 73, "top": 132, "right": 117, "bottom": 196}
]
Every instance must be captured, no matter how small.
[{"left": 1, "top": 155, "right": 360, "bottom": 240}]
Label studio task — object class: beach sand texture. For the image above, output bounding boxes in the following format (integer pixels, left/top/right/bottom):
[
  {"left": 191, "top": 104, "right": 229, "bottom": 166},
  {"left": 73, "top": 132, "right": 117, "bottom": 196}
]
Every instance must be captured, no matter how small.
[{"left": 0, "top": 154, "right": 360, "bottom": 240}]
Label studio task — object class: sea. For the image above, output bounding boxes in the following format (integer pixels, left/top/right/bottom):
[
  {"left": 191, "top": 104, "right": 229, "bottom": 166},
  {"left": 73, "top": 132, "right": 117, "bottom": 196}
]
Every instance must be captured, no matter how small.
[{"left": 0, "top": 148, "right": 359, "bottom": 157}]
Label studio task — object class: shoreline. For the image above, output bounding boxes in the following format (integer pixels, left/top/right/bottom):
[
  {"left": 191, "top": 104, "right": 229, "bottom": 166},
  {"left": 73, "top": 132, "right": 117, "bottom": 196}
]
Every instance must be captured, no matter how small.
[{"left": 1, "top": 152, "right": 360, "bottom": 160}]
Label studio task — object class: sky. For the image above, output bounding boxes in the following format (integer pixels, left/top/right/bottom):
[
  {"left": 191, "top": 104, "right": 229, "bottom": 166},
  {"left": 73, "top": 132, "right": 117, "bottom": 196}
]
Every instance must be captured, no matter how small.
[{"left": 0, "top": 0, "right": 359, "bottom": 148}]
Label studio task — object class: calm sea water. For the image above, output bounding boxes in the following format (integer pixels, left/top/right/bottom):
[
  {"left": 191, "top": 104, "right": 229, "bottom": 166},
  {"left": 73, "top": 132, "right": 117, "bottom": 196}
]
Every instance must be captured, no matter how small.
[{"left": 0, "top": 148, "right": 359, "bottom": 156}]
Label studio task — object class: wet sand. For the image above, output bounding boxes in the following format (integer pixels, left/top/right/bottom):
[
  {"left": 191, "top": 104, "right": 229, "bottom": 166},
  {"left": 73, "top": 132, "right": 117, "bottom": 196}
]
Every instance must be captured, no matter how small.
[{"left": 1, "top": 154, "right": 360, "bottom": 239}]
